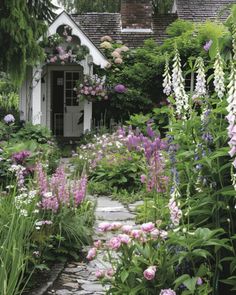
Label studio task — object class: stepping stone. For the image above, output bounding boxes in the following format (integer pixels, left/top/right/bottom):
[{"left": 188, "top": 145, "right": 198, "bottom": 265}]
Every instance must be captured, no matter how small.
[
  {"left": 81, "top": 283, "right": 104, "bottom": 292},
  {"left": 55, "top": 290, "right": 72, "bottom": 295},
  {"left": 95, "top": 211, "right": 135, "bottom": 221}
]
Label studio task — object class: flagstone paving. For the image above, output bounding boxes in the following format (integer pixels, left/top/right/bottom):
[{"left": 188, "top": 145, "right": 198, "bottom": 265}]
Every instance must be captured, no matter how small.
[{"left": 45, "top": 196, "right": 142, "bottom": 295}]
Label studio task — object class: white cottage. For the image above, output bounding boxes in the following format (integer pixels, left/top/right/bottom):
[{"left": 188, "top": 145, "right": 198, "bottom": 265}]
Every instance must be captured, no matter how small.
[
  {"left": 20, "top": 0, "right": 234, "bottom": 138},
  {"left": 20, "top": 11, "right": 108, "bottom": 138}
]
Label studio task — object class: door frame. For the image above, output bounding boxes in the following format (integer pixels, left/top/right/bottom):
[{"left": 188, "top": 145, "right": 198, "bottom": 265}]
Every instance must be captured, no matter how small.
[
  {"left": 63, "top": 70, "right": 83, "bottom": 137},
  {"left": 46, "top": 64, "right": 84, "bottom": 134}
]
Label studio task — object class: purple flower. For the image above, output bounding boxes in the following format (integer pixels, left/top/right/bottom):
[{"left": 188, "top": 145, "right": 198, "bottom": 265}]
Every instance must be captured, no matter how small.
[
  {"left": 4, "top": 114, "right": 15, "bottom": 124},
  {"left": 203, "top": 40, "right": 213, "bottom": 52},
  {"left": 159, "top": 289, "right": 176, "bottom": 295},
  {"left": 12, "top": 150, "right": 31, "bottom": 164},
  {"left": 197, "top": 277, "right": 203, "bottom": 285},
  {"left": 114, "top": 84, "right": 127, "bottom": 93}
]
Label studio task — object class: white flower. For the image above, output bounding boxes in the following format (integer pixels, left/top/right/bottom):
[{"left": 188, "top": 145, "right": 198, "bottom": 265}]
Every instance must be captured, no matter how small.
[
  {"left": 43, "top": 192, "right": 53, "bottom": 198},
  {"left": 162, "top": 59, "right": 172, "bottom": 96},
  {"left": 20, "top": 209, "right": 28, "bottom": 217},
  {"left": 214, "top": 51, "right": 225, "bottom": 99},
  {"left": 194, "top": 57, "right": 207, "bottom": 97},
  {"left": 172, "top": 48, "right": 189, "bottom": 119}
]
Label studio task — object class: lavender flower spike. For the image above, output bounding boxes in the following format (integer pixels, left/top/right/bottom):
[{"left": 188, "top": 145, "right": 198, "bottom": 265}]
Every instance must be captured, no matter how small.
[{"left": 203, "top": 40, "right": 213, "bottom": 52}]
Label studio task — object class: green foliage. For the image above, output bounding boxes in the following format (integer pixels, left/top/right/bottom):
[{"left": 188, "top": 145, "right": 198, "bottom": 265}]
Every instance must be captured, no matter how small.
[{"left": 0, "top": 0, "right": 56, "bottom": 84}]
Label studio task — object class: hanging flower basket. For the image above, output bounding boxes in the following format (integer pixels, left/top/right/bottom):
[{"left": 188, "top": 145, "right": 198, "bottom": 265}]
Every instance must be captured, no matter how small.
[{"left": 76, "top": 75, "right": 108, "bottom": 102}]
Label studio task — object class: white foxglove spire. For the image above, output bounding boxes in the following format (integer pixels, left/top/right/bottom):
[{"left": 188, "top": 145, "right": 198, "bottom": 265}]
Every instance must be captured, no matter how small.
[
  {"left": 194, "top": 57, "right": 206, "bottom": 97},
  {"left": 162, "top": 59, "right": 172, "bottom": 96},
  {"left": 213, "top": 51, "right": 225, "bottom": 99},
  {"left": 226, "top": 62, "right": 236, "bottom": 167},
  {"left": 172, "top": 47, "right": 189, "bottom": 119}
]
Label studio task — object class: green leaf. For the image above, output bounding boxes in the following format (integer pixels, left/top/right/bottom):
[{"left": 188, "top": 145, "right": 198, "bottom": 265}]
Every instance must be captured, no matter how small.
[
  {"left": 120, "top": 270, "right": 129, "bottom": 283},
  {"left": 183, "top": 277, "right": 198, "bottom": 292}
]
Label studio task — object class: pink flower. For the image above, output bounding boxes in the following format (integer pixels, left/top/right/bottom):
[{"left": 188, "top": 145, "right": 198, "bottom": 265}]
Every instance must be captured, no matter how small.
[
  {"left": 98, "top": 222, "right": 111, "bottom": 232},
  {"left": 143, "top": 266, "right": 156, "bottom": 280},
  {"left": 140, "top": 174, "right": 147, "bottom": 183},
  {"left": 86, "top": 247, "right": 97, "bottom": 260},
  {"left": 94, "top": 240, "right": 102, "bottom": 248},
  {"left": 118, "top": 234, "right": 131, "bottom": 244},
  {"left": 141, "top": 222, "right": 155, "bottom": 233},
  {"left": 197, "top": 277, "right": 203, "bottom": 285},
  {"left": 130, "top": 229, "right": 142, "bottom": 239},
  {"left": 159, "top": 230, "right": 168, "bottom": 239},
  {"left": 107, "top": 237, "right": 121, "bottom": 250},
  {"left": 110, "top": 222, "right": 122, "bottom": 230},
  {"left": 95, "top": 269, "right": 106, "bottom": 278},
  {"left": 106, "top": 268, "right": 115, "bottom": 276},
  {"left": 122, "top": 225, "right": 133, "bottom": 234},
  {"left": 150, "top": 229, "right": 160, "bottom": 239}
]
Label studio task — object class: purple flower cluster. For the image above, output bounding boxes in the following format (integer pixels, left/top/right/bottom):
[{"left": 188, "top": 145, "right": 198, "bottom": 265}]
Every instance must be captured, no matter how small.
[
  {"left": 121, "top": 126, "right": 168, "bottom": 192},
  {"left": 12, "top": 150, "right": 31, "bottom": 164},
  {"left": 35, "top": 163, "right": 87, "bottom": 212},
  {"left": 114, "top": 84, "right": 127, "bottom": 93},
  {"left": 77, "top": 75, "right": 108, "bottom": 101},
  {"left": 203, "top": 40, "right": 213, "bottom": 52}
]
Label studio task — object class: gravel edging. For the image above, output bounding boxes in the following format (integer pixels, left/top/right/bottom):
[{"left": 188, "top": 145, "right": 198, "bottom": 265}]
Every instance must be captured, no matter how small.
[{"left": 30, "top": 262, "right": 66, "bottom": 295}]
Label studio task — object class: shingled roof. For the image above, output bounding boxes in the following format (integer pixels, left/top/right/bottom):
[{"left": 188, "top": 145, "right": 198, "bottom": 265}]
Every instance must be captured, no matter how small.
[
  {"left": 72, "top": 13, "right": 177, "bottom": 48},
  {"left": 175, "top": 0, "right": 234, "bottom": 22}
]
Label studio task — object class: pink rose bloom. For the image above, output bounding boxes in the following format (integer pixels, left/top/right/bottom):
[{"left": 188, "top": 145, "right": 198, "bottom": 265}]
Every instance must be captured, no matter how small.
[
  {"left": 110, "top": 222, "right": 122, "bottom": 230},
  {"left": 95, "top": 269, "right": 106, "bottom": 278},
  {"left": 98, "top": 222, "right": 111, "bottom": 232},
  {"left": 118, "top": 234, "right": 131, "bottom": 244},
  {"left": 94, "top": 240, "right": 102, "bottom": 248},
  {"left": 91, "top": 91, "right": 96, "bottom": 96},
  {"left": 122, "top": 225, "right": 133, "bottom": 234},
  {"left": 86, "top": 247, "right": 97, "bottom": 260},
  {"left": 159, "top": 289, "right": 176, "bottom": 295},
  {"left": 143, "top": 266, "right": 156, "bottom": 280},
  {"left": 108, "top": 237, "right": 121, "bottom": 250},
  {"left": 141, "top": 222, "right": 155, "bottom": 233}
]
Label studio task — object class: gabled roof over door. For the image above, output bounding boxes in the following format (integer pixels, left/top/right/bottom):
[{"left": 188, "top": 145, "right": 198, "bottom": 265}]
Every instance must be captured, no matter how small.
[{"left": 47, "top": 11, "right": 108, "bottom": 68}]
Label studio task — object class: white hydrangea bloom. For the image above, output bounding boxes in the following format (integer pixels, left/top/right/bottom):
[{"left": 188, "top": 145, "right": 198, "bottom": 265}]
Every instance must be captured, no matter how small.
[
  {"left": 172, "top": 48, "right": 189, "bottom": 119},
  {"left": 162, "top": 59, "right": 172, "bottom": 96},
  {"left": 194, "top": 57, "right": 206, "bottom": 97},
  {"left": 214, "top": 51, "right": 225, "bottom": 99}
]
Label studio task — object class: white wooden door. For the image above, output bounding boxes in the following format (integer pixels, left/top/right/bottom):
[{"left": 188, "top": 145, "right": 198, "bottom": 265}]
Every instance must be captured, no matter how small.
[{"left": 64, "top": 71, "right": 84, "bottom": 137}]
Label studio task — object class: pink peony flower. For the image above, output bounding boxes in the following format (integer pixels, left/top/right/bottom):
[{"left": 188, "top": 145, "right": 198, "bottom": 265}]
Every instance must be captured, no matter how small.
[
  {"left": 143, "top": 266, "right": 156, "bottom": 280},
  {"left": 108, "top": 237, "right": 121, "bottom": 250},
  {"left": 94, "top": 240, "right": 102, "bottom": 248},
  {"left": 86, "top": 247, "right": 97, "bottom": 260},
  {"left": 122, "top": 225, "right": 133, "bottom": 234},
  {"left": 130, "top": 229, "right": 142, "bottom": 239},
  {"left": 150, "top": 228, "right": 160, "bottom": 239},
  {"left": 98, "top": 222, "right": 111, "bottom": 232},
  {"left": 118, "top": 234, "right": 131, "bottom": 244},
  {"left": 110, "top": 222, "right": 122, "bottom": 230},
  {"left": 106, "top": 268, "right": 115, "bottom": 276},
  {"left": 95, "top": 269, "right": 106, "bottom": 278},
  {"left": 141, "top": 222, "right": 155, "bottom": 233}
]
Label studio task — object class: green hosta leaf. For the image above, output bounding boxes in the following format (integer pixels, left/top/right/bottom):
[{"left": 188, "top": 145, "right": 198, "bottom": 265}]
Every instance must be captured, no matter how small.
[{"left": 120, "top": 270, "right": 129, "bottom": 283}]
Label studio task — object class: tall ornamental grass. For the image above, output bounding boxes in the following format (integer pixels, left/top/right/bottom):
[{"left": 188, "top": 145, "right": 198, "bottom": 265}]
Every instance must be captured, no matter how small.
[{"left": 0, "top": 188, "right": 36, "bottom": 295}]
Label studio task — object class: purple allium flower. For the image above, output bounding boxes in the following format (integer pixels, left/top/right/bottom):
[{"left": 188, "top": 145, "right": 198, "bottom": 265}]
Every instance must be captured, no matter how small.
[
  {"left": 4, "top": 114, "right": 15, "bottom": 124},
  {"left": 203, "top": 40, "right": 213, "bottom": 52},
  {"left": 114, "top": 84, "right": 127, "bottom": 93}
]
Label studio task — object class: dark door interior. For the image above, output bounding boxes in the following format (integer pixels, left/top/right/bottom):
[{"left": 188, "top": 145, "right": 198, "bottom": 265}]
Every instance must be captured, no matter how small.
[{"left": 52, "top": 71, "right": 64, "bottom": 136}]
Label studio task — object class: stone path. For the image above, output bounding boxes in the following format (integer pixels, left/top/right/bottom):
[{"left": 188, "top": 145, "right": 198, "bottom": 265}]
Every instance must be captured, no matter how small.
[{"left": 46, "top": 196, "right": 141, "bottom": 295}]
